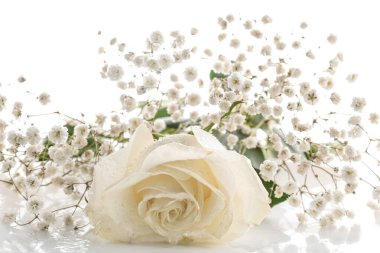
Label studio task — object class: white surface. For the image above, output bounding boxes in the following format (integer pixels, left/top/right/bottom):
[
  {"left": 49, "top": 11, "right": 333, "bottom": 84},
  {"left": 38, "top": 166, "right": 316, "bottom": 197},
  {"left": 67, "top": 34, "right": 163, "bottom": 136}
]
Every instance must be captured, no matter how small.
[{"left": 1, "top": 200, "right": 379, "bottom": 253}]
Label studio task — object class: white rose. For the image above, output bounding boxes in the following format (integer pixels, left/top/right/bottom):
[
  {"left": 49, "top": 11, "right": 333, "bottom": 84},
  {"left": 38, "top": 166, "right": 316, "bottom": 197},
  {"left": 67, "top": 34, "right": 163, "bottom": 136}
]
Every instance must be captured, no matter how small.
[{"left": 87, "top": 124, "right": 270, "bottom": 244}]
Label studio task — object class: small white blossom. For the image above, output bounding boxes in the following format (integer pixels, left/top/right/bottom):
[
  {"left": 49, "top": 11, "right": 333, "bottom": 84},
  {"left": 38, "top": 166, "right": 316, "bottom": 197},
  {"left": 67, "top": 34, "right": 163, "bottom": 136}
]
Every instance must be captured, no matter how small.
[
  {"left": 186, "top": 93, "right": 201, "bottom": 106},
  {"left": 288, "top": 195, "right": 301, "bottom": 207},
  {"left": 330, "top": 92, "right": 341, "bottom": 105},
  {"left": 74, "top": 124, "right": 90, "bottom": 138},
  {"left": 341, "top": 166, "right": 358, "bottom": 184},
  {"left": 7, "top": 131, "right": 27, "bottom": 146},
  {"left": 242, "top": 136, "right": 257, "bottom": 149},
  {"left": 27, "top": 198, "right": 43, "bottom": 214},
  {"left": 259, "top": 160, "right": 277, "bottom": 180},
  {"left": 48, "top": 126, "right": 68, "bottom": 144},
  {"left": 1, "top": 159, "right": 15, "bottom": 172},
  {"left": 327, "top": 34, "right": 337, "bottom": 44},
  {"left": 107, "top": 65, "right": 124, "bottom": 81},
  {"left": 227, "top": 72, "right": 243, "bottom": 91},
  {"left": 38, "top": 92, "right": 51, "bottom": 105},
  {"left": 183, "top": 67, "right": 198, "bottom": 82},
  {"left": 369, "top": 113, "right": 379, "bottom": 124},
  {"left": 226, "top": 134, "right": 238, "bottom": 149},
  {"left": 167, "top": 88, "right": 180, "bottom": 100},
  {"left": 153, "top": 119, "right": 166, "bottom": 132},
  {"left": 297, "top": 160, "right": 311, "bottom": 175},
  {"left": 120, "top": 95, "right": 137, "bottom": 112},
  {"left": 143, "top": 74, "right": 158, "bottom": 89},
  {"left": 351, "top": 97, "right": 366, "bottom": 112},
  {"left": 346, "top": 73, "right": 358, "bottom": 83},
  {"left": 278, "top": 147, "right": 291, "bottom": 161},
  {"left": 26, "top": 126, "right": 41, "bottom": 145},
  {"left": 283, "top": 181, "right": 298, "bottom": 195},
  {"left": 159, "top": 54, "right": 174, "bottom": 69}
]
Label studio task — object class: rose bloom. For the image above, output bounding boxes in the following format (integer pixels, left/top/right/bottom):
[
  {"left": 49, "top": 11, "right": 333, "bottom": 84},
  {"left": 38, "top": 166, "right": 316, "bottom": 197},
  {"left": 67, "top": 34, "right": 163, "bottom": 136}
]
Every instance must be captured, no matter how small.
[{"left": 87, "top": 124, "right": 270, "bottom": 244}]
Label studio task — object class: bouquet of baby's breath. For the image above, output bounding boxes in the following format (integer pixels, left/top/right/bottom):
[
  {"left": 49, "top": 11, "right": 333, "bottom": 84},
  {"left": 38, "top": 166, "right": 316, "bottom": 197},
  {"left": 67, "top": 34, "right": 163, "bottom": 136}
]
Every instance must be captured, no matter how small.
[{"left": 0, "top": 14, "right": 379, "bottom": 241}]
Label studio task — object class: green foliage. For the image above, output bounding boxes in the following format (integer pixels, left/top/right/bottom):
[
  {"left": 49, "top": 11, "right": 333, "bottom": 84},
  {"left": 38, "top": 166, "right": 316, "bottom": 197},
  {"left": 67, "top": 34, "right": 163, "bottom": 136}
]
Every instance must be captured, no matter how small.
[
  {"left": 258, "top": 177, "right": 289, "bottom": 207},
  {"left": 154, "top": 107, "right": 170, "bottom": 119},
  {"left": 209, "top": 70, "right": 228, "bottom": 80}
]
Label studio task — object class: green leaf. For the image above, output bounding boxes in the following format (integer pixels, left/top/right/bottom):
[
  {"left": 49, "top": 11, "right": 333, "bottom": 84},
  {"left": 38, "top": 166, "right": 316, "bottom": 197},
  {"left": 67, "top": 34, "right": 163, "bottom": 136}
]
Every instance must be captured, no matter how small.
[
  {"left": 258, "top": 176, "right": 289, "bottom": 207},
  {"left": 245, "top": 147, "right": 265, "bottom": 170},
  {"left": 154, "top": 107, "right": 170, "bottom": 119},
  {"left": 202, "top": 123, "right": 214, "bottom": 132},
  {"left": 209, "top": 70, "right": 228, "bottom": 80}
]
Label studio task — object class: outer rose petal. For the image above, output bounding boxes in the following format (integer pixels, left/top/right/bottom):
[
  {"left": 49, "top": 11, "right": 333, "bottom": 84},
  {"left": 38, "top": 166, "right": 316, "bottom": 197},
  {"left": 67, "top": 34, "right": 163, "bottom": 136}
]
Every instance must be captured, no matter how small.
[
  {"left": 192, "top": 127, "right": 226, "bottom": 151},
  {"left": 204, "top": 150, "right": 271, "bottom": 240},
  {"left": 140, "top": 142, "right": 208, "bottom": 172},
  {"left": 87, "top": 124, "right": 154, "bottom": 241}
]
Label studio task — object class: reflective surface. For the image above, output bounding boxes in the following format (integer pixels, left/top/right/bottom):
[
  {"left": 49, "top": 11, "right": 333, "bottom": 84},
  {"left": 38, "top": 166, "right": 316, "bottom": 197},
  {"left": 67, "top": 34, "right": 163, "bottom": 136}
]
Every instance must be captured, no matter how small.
[{"left": 1, "top": 200, "right": 379, "bottom": 253}]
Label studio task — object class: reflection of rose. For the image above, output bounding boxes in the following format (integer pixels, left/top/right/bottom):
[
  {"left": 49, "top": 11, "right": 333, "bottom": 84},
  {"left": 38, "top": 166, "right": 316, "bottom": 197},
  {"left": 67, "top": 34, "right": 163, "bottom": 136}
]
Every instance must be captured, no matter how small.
[{"left": 87, "top": 124, "right": 270, "bottom": 244}]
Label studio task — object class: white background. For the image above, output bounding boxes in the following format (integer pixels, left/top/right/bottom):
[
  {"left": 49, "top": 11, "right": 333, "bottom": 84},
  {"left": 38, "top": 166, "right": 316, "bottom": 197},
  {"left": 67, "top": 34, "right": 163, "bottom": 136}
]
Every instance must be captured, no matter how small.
[
  {"left": 0, "top": 0, "right": 379, "bottom": 119},
  {"left": 0, "top": 0, "right": 380, "bottom": 252}
]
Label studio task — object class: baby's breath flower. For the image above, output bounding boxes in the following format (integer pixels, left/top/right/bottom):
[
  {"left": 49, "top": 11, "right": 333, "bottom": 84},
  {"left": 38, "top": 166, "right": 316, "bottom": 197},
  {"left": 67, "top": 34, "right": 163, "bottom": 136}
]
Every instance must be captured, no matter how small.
[
  {"left": 171, "top": 110, "right": 182, "bottom": 122},
  {"left": 274, "top": 186, "right": 284, "bottom": 198},
  {"left": 107, "top": 65, "right": 124, "bottom": 81},
  {"left": 242, "top": 136, "right": 257, "bottom": 149},
  {"left": 190, "top": 27, "right": 198, "bottom": 35},
  {"left": 306, "top": 50, "right": 315, "bottom": 59},
  {"left": 37, "top": 221, "right": 49, "bottom": 231},
  {"left": 351, "top": 97, "right": 366, "bottom": 112},
  {"left": 37, "top": 92, "right": 51, "bottom": 105},
  {"left": 7, "top": 131, "right": 27, "bottom": 146},
  {"left": 341, "top": 166, "right": 358, "bottom": 184},
  {"left": 259, "top": 160, "right": 277, "bottom": 180},
  {"left": 27, "top": 198, "right": 43, "bottom": 214},
  {"left": 229, "top": 39, "right": 240, "bottom": 49},
  {"left": 288, "top": 195, "right": 301, "bottom": 207},
  {"left": 330, "top": 92, "right": 341, "bottom": 105},
  {"left": 143, "top": 74, "right": 158, "bottom": 89},
  {"left": 283, "top": 181, "right": 298, "bottom": 195},
  {"left": 297, "top": 160, "right": 311, "bottom": 175},
  {"left": 327, "top": 34, "right": 337, "bottom": 44},
  {"left": 318, "top": 76, "right": 334, "bottom": 90},
  {"left": 48, "top": 126, "right": 68, "bottom": 144},
  {"left": 278, "top": 147, "right": 291, "bottom": 161},
  {"left": 226, "top": 134, "right": 238, "bottom": 149},
  {"left": 120, "top": 95, "right": 137, "bottom": 112},
  {"left": 261, "top": 15, "right": 272, "bottom": 24},
  {"left": 186, "top": 93, "right": 201, "bottom": 106},
  {"left": 346, "top": 73, "right": 358, "bottom": 83},
  {"left": 153, "top": 119, "right": 166, "bottom": 132},
  {"left": 183, "top": 67, "right": 198, "bottom": 82},
  {"left": 369, "top": 113, "right": 379, "bottom": 124}
]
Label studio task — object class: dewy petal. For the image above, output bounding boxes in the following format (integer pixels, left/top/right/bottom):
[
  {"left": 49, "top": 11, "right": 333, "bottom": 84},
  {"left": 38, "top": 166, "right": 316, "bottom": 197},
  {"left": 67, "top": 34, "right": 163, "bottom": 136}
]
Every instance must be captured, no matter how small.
[
  {"left": 102, "top": 173, "right": 156, "bottom": 239},
  {"left": 204, "top": 150, "right": 271, "bottom": 239},
  {"left": 192, "top": 127, "right": 226, "bottom": 151},
  {"left": 140, "top": 142, "right": 208, "bottom": 172},
  {"left": 122, "top": 123, "right": 154, "bottom": 174},
  {"left": 87, "top": 124, "right": 154, "bottom": 241}
]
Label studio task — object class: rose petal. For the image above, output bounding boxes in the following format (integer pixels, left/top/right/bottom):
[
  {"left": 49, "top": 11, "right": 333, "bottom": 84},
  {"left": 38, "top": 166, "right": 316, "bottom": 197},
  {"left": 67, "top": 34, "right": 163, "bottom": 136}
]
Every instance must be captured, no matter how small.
[
  {"left": 205, "top": 150, "right": 271, "bottom": 240},
  {"left": 140, "top": 142, "right": 208, "bottom": 172},
  {"left": 192, "top": 127, "right": 226, "bottom": 151}
]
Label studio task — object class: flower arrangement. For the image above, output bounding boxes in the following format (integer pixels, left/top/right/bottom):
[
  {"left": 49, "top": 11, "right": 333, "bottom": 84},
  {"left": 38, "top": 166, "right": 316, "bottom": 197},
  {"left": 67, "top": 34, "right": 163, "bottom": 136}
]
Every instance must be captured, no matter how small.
[{"left": 0, "top": 14, "right": 379, "bottom": 244}]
